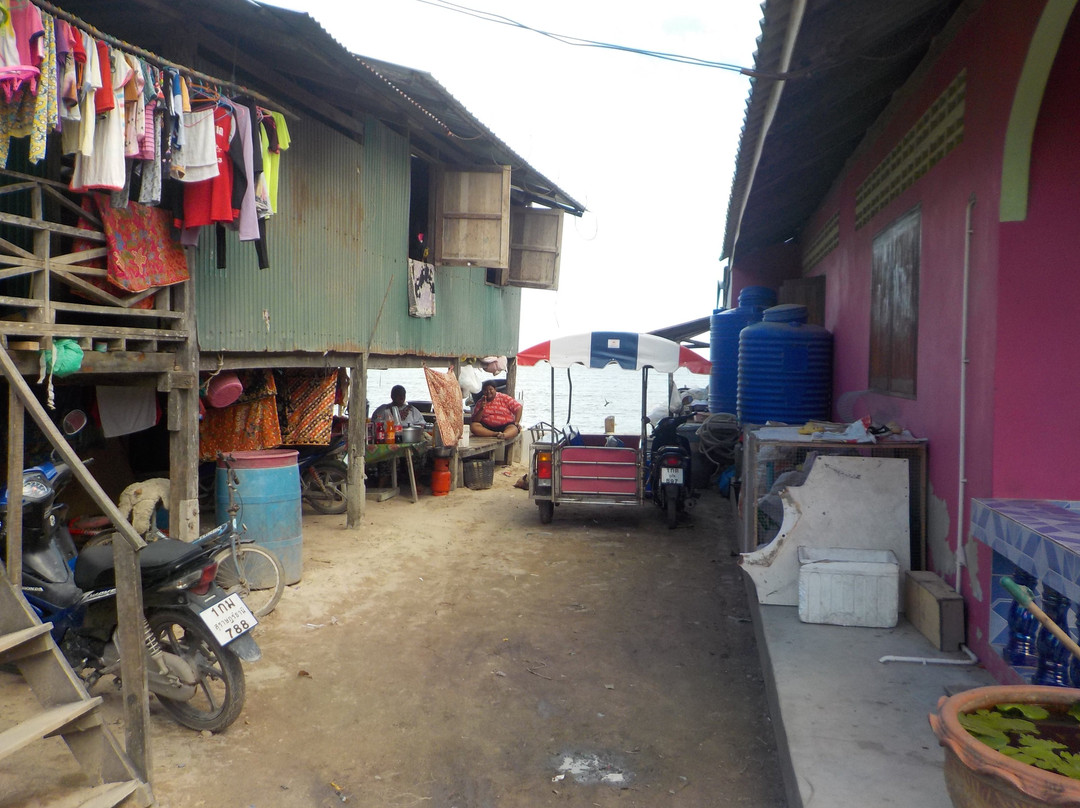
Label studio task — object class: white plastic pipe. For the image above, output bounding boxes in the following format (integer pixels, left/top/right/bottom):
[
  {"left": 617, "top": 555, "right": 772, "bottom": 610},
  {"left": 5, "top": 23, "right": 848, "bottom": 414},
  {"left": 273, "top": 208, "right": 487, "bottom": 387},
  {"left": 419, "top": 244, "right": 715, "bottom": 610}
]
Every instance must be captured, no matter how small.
[
  {"left": 879, "top": 643, "right": 978, "bottom": 666},
  {"left": 955, "top": 195, "right": 976, "bottom": 596}
]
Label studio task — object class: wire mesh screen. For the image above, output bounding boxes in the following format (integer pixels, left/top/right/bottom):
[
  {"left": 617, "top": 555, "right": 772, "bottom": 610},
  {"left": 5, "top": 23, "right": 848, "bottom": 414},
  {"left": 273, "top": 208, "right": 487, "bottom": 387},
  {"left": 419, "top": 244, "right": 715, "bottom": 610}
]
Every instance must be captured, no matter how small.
[{"left": 739, "top": 430, "right": 927, "bottom": 567}]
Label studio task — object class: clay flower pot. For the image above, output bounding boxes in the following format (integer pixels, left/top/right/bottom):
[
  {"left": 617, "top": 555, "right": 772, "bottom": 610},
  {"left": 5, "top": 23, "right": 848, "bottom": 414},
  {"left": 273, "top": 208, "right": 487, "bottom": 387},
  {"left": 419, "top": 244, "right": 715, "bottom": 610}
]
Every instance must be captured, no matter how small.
[{"left": 930, "top": 685, "right": 1080, "bottom": 807}]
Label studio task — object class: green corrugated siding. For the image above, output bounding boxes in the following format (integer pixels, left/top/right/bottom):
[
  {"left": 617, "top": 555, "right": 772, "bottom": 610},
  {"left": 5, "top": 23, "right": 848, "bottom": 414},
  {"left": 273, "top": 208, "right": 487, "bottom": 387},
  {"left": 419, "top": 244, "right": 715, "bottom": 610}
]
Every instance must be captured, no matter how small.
[{"left": 194, "top": 115, "right": 520, "bottom": 358}]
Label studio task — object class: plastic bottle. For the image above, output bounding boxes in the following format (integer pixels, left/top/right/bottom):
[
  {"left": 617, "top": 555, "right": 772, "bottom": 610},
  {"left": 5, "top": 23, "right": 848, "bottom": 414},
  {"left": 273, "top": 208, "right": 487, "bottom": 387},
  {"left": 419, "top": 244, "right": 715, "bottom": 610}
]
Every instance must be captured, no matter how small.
[
  {"left": 385, "top": 417, "right": 396, "bottom": 444},
  {"left": 1033, "top": 586, "right": 1071, "bottom": 686},
  {"left": 1004, "top": 568, "right": 1039, "bottom": 667}
]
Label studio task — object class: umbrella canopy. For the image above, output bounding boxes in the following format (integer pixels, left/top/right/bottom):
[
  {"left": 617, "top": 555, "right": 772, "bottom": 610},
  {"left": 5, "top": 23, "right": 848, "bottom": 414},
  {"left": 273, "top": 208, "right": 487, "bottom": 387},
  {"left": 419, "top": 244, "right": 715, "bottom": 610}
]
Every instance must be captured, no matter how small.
[{"left": 517, "top": 332, "right": 710, "bottom": 375}]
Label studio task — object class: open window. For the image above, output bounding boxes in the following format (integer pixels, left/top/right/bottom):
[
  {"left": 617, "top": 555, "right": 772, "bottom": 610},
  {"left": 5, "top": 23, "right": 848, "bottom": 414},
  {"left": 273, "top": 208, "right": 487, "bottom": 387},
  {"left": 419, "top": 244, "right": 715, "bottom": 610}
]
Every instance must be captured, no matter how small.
[
  {"left": 432, "top": 165, "right": 511, "bottom": 269},
  {"left": 414, "top": 161, "right": 565, "bottom": 290},
  {"left": 506, "top": 206, "right": 563, "bottom": 290}
]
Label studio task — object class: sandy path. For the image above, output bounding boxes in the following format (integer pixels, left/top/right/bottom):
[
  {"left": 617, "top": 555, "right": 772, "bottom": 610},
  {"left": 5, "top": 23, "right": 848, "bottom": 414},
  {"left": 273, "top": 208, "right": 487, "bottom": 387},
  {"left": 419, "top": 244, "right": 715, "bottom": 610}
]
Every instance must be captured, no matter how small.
[{"left": 2, "top": 464, "right": 785, "bottom": 808}]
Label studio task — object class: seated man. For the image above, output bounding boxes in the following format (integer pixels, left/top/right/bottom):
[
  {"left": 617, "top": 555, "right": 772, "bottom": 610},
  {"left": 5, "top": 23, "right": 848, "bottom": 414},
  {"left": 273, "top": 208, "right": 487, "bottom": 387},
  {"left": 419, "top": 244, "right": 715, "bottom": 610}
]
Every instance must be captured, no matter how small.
[
  {"left": 371, "top": 385, "right": 427, "bottom": 428},
  {"left": 470, "top": 381, "right": 522, "bottom": 440}
]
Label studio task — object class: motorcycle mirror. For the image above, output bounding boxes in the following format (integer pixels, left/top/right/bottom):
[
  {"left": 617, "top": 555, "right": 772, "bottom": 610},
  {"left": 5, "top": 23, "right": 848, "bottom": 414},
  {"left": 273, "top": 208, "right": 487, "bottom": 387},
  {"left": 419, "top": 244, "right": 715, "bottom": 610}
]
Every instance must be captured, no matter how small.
[{"left": 61, "top": 409, "right": 88, "bottom": 437}]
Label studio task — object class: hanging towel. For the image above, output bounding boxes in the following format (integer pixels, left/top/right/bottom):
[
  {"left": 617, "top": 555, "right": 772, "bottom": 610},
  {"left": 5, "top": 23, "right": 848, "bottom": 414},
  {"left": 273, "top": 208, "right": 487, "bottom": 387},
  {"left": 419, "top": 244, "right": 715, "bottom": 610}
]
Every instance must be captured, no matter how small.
[
  {"left": 408, "top": 259, "right": 435, "bottom": 317},
  {"left": 97, "top": 385, "right": 157, "bottom": 438}
]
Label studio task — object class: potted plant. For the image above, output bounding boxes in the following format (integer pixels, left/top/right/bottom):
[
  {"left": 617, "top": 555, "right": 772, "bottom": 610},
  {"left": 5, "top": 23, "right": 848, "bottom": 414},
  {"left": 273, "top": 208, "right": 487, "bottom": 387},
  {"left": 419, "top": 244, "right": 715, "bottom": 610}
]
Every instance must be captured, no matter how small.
[{"left": 930, "top": 684, "right": 1080, "bottom": 807}]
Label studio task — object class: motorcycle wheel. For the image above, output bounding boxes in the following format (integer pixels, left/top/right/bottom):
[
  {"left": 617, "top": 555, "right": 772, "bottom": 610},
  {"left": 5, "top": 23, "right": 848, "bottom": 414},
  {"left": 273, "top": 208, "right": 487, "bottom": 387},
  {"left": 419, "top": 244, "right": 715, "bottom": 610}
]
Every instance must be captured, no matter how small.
[
  {"left": 664, "top": 484, "right": 679, "bottom": 529},
  {"left": 537, "top": 500, "right": 554, "bottom": 524},
  {"left": 303, "top": 460, "right": 348, "bottom": 514},
  {"left": 146, "top": 608, "right": 246, "bottom": 732},
  {"left": 214, "top": 544, "right": 285, "bottom": 618}
]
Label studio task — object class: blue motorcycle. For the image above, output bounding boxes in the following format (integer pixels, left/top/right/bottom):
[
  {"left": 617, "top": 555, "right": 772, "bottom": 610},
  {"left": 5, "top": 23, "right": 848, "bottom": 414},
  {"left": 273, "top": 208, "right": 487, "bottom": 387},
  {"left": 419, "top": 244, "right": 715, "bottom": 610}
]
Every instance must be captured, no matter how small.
[{"left": 2, "top": 458, "right": 260, "bottom": 732}]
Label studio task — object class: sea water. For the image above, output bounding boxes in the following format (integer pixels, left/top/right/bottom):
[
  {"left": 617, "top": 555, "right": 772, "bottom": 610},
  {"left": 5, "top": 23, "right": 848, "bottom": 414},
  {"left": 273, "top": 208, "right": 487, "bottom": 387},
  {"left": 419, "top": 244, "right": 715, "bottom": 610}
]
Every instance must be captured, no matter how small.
[{"left": 365, "top": 363, "right": 710, "bottom": 435}]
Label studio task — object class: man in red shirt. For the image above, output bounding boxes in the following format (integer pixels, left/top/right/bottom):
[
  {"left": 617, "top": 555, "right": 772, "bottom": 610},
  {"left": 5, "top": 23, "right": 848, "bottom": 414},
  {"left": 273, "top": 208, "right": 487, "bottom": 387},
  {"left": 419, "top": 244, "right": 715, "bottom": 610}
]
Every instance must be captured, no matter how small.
[{"left": 470, "top": 381, "right": 523, "bottom": 440}]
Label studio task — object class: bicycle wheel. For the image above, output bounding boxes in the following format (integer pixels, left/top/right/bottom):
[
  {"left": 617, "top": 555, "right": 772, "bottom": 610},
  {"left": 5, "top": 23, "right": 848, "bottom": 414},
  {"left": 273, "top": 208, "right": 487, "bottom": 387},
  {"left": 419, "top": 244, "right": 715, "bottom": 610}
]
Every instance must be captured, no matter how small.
[{"left": 214, "top": 544, "right": 285, "bottom": 618}]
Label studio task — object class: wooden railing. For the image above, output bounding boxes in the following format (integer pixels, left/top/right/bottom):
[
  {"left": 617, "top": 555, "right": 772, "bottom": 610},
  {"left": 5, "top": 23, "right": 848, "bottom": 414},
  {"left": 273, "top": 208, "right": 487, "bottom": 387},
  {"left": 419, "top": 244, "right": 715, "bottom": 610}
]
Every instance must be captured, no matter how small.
[
  {"left": 0, "top": 344, "right": 153, "bottom": 783},
  {"left": 0, "top": 169, "right": 187, "bottom": 357}
]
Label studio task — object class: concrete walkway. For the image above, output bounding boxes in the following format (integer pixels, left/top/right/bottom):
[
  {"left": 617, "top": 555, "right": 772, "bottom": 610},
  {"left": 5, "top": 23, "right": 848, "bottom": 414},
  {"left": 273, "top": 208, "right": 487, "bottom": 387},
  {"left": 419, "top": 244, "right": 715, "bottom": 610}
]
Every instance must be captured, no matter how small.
[{"left": 748, "top": 586, "right": 996, "bottom": 807}]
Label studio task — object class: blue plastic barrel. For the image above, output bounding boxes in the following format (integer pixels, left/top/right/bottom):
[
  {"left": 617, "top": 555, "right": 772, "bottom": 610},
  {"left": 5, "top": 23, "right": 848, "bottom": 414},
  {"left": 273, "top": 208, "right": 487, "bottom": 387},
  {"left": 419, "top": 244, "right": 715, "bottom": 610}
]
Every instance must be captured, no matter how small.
[
  {"left": 709, "top": 286, "right": 776, "bottom": 414},
  {"left": 737, "top": 304, "right": 833, "bottom": 425},
  {"left": 216, "top": 449, "right": 302, "bottom": 584}
]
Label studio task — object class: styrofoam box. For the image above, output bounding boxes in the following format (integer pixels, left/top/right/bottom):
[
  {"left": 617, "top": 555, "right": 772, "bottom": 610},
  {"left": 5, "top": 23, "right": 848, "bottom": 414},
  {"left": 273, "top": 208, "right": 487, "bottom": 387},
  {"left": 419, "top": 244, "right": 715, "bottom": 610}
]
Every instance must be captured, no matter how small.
[{"left": 797, "top": 547, "right": 900, "bottom": 628}]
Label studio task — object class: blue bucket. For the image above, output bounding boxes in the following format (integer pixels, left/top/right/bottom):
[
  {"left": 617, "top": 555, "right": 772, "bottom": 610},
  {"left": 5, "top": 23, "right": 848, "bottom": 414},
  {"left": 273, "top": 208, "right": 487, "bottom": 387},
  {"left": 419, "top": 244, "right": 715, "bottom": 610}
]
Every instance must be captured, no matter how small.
[{"left": 216, "top": 449, "right": 302, "bottom": 584}]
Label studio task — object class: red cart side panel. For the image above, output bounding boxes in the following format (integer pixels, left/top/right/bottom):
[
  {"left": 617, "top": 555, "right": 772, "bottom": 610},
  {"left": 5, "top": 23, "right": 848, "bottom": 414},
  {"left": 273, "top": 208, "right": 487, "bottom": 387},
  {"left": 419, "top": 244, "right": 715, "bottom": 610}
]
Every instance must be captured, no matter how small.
[
  {"left": 559, "top": 446, "right": 639, "bottom": 495},
  {"left": 562, "top": 462, "right": 637, "bottom": 479},
  {"left": 562, "top": 447, "right": 637, "bottom": 463},
  {"left": 562, "top": 477, "right": 638, "bottom": 495}
]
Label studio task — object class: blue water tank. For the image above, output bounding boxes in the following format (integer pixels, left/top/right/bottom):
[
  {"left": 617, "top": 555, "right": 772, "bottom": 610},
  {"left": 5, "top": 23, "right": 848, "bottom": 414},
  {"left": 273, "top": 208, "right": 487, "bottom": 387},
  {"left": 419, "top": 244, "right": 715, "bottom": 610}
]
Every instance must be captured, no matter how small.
[
  {"left": 709, "top": 286, "right": 777, "bottom": 414},
  {"left": 737, "top": 304, "right": 833, "bottom": 425},
  {"left": 216, "top": 449, "right": 303, "bottom": 584}
]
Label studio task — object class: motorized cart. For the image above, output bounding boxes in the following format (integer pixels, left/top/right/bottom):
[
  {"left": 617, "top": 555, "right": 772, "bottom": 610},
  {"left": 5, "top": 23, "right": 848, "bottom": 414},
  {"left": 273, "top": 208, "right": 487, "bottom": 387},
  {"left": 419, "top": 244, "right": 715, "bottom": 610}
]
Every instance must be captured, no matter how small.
[{"left": 516, "top": 332, "right": 711, "bottom": 524}]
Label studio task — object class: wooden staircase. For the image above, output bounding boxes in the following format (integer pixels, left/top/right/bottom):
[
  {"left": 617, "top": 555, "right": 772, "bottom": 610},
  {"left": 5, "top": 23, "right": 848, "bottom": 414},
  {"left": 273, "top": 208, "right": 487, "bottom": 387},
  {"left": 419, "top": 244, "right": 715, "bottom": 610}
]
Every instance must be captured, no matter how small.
[{"left": 0, "top": 568, "right": 153, "bottom": 807}]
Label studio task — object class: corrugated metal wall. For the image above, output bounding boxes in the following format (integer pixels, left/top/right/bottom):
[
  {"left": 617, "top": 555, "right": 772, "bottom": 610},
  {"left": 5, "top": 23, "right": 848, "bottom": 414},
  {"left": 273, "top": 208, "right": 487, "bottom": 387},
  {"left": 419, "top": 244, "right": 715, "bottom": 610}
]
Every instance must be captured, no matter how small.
[{"left": 194, "top": 114, "right": 520, "bottom": 359}]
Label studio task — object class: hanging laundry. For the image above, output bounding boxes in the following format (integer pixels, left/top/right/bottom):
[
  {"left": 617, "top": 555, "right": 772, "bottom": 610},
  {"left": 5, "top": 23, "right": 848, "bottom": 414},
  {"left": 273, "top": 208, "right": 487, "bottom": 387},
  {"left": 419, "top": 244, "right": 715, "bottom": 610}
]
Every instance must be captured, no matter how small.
[
  {"left": 0, "top": 9, "right": 54, "bottom": 166},
  {"left": 228, "top": 101, "right": 259, "bottom": 241},
  {"left": 90, "top": 192, "right": 189, "bottom": 292},
  {"left": 96, "top": 385, "right": 158, "bottom": 438},
  {"left": 0, "top": 0, "right": 42, "bottom": 101},
  {"left": 260, "top": 110, "right": 289, "bottom": 213},
  {"left": 408, "top": 259, "right": 436, "bottom": 318},
  {"left": 122, "top": 53, "right": 144, "bottom": 157},
  {"left": 70, "top": 43, "right": 129, "bottom": 190},
  {"left": 181, "top": 104, "right": 236, "bottom": 244},
  {"left": 171, "top": 105, "right": 217, "bottom": 182},
  {"left": 60, "top": 29, "right": 101, "bottom": 158}
]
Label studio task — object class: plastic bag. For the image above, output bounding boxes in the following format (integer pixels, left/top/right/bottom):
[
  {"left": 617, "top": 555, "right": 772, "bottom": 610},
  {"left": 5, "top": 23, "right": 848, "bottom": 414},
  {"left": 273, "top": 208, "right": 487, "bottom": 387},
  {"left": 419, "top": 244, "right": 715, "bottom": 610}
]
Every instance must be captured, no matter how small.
[
  {"left": 457, "top": 364, "right": 483, "bottom": 395},
  {"left": 43, "top": 339, "right": 83, "bottom": 377}
]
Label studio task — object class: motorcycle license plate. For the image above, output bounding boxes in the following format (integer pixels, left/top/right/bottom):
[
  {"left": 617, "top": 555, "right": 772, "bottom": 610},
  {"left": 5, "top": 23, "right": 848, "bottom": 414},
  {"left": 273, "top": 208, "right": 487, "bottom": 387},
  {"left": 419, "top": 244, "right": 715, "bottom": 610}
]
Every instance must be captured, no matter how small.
[
  {"left": 660, "top": 467, "right": 684, "bottom": 485},
  {"left": 199, "top": 593, "right": 258, "bottom": 645}
]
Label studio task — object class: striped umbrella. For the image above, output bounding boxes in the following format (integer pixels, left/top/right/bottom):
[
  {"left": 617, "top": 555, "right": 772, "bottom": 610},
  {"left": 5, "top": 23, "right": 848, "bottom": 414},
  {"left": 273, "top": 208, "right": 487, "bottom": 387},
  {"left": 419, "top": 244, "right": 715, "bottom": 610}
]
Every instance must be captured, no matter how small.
[{"left": 517, "top": 332, "right": 710, "bottom": 375}]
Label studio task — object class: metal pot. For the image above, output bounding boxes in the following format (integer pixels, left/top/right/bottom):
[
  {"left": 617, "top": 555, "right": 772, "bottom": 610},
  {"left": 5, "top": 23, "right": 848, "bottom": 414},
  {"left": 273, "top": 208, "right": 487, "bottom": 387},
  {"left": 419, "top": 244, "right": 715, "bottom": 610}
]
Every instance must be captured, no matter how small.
[{"left": 400, "top": 426, "right": 425, "bottom": 444}]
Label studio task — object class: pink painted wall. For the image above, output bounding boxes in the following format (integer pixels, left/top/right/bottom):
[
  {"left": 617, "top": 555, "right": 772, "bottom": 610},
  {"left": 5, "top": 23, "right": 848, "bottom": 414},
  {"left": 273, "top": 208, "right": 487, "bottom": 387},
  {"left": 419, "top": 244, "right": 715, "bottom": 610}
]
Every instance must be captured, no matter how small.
[
  {"left": 732, "top": 1, "right": 1080, "bottom": 675},
  {"left": 994, "top": 12, "right": 1080, "bottom": 499}
]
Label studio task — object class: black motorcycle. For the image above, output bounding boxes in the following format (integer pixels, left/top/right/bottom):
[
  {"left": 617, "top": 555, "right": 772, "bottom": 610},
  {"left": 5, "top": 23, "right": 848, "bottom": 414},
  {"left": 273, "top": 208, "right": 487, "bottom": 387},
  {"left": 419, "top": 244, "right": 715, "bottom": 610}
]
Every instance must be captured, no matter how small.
[
  {"left": 648, "top": 415, "right": 694, "bottom": 528},
  {"left": 2, "top": 458, "right": 260, "bottom": 732}
]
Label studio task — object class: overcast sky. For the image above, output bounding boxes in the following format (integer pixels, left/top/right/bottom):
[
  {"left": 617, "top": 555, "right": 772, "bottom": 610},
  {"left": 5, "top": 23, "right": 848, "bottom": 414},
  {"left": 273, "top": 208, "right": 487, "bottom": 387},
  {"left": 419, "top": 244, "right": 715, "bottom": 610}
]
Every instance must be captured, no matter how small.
[{"left": 263, "top": 0, "right": 763, "bottom": 350}]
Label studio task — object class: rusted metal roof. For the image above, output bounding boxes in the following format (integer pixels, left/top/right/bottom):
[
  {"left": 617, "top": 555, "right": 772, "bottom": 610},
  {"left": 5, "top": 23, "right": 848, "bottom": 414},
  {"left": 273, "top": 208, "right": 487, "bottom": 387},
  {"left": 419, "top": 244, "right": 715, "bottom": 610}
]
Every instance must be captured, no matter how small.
[
  {"left": 722, "top": 0, "right": 974, "bottom": 262},
  {"left": 56, "top": 0, "right": 585, "bottom": 216}
]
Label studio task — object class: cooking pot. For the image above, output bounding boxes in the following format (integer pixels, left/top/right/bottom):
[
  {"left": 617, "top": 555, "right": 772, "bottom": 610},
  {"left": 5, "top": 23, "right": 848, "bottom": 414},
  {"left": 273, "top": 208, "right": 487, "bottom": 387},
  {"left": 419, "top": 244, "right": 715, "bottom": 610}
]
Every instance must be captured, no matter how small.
[{"left": 400, "top": 425, "right": 425, "bottom": 444}]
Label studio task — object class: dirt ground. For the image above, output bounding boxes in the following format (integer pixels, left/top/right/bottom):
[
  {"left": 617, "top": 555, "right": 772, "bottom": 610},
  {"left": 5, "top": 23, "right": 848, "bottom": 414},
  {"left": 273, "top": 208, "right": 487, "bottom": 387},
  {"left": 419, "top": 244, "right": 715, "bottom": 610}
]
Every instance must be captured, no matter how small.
[{"left": 3, "top": 462, "right": 786, "bottom": 808}]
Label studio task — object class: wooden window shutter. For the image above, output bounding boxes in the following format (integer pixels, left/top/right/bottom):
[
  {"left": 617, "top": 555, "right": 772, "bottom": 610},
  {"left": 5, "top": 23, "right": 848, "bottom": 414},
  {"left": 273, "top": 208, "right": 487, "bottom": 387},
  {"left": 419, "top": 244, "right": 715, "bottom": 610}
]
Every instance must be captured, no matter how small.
[
  {"left": 869, "top": 207, "right": 920, "bottom": 397},
  {"left": 433, "top": 165, "right": 511, "bottom": 268},
  {"left": 507, "top": 207, "right": 563, "bottom": 290}
]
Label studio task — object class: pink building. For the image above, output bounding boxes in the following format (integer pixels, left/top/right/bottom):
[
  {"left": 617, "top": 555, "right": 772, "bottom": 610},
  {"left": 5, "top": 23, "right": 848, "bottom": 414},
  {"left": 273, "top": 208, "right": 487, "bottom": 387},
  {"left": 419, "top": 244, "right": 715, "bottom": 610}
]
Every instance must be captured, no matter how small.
[{"left": 724, "top": 0, "right": 1080, "bottom": 682}]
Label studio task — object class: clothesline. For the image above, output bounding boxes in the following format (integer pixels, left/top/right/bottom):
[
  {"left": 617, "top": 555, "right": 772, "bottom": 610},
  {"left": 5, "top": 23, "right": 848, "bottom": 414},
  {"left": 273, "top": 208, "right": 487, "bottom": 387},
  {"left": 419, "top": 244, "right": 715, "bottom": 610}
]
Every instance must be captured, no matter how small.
[{"left": 28, "top": 0, "right": 294, "bottom": 118}]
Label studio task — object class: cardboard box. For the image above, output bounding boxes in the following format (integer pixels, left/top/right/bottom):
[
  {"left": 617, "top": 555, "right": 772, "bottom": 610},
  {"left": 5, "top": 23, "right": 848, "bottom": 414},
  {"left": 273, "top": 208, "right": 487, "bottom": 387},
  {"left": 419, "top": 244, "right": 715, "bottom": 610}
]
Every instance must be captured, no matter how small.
[
  {"left": 905, "top": 570, "right": 964, "bottom": 651},
  {"left": 798, "top": 547, "right": 900, "bottom": 628}
]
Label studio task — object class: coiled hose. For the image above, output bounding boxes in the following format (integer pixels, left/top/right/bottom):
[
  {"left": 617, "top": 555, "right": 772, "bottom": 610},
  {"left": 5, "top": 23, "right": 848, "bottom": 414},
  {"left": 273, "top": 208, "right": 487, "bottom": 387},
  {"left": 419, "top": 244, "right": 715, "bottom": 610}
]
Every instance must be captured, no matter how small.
[{"left": 696, "top": 413, "right": 741, "bottom": 468}]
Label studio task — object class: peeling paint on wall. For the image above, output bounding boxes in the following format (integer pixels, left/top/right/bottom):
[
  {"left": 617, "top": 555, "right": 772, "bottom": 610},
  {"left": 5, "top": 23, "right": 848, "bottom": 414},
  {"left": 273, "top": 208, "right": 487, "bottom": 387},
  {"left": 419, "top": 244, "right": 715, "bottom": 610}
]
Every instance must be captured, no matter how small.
[
  {"left": 964, "top": 535, "right": 983, "bottom": 602},
  {"left": 927, "top": 482, "right": 954, "bottom": 579}
]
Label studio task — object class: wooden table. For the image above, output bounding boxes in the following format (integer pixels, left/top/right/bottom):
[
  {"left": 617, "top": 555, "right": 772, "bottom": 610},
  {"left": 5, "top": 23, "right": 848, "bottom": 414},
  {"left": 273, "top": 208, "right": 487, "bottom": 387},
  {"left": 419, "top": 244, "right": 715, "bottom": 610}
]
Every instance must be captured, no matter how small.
[{"left": 365, "top": 442, "right": 424, "bottom": 502}]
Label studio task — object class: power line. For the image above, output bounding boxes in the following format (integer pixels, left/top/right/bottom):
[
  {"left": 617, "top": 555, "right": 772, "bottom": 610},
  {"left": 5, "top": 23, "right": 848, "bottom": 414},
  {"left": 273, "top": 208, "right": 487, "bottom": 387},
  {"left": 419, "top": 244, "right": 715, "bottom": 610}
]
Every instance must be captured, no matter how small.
[{"left": 414, "top": 0, "right": 750, "bottom": 72}]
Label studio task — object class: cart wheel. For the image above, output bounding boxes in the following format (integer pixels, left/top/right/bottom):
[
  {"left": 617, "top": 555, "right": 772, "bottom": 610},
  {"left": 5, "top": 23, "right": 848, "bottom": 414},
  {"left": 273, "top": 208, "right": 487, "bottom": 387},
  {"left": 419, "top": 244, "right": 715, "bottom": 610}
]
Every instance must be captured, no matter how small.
[{"left": 538, "top": 500, "right": 554, "bottom": 524}]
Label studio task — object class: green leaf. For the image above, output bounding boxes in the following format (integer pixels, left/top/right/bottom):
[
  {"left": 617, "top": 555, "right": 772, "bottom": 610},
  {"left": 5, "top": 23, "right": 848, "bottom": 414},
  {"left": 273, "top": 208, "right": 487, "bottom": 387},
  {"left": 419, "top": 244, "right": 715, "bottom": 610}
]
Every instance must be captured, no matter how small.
[
  {"left": 1068, "top": 702, "right": 1080, "bottom": 723},
  {"left": 1018, "top": 733, "right": 1066, "bottom": 751},
  {"left": 998, "top": 703, "right": 1050, "bottom": 721},
  {"left": 960, "top": 710, "right": 1037, "bottom": 736}
]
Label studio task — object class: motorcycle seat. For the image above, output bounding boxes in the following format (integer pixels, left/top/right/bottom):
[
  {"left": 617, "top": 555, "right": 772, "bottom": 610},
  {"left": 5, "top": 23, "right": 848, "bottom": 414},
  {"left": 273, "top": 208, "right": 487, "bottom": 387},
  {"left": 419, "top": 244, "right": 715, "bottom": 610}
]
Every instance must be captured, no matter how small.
[{"left": 75, "top": 538, "right": 210, "bottom": 591}]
